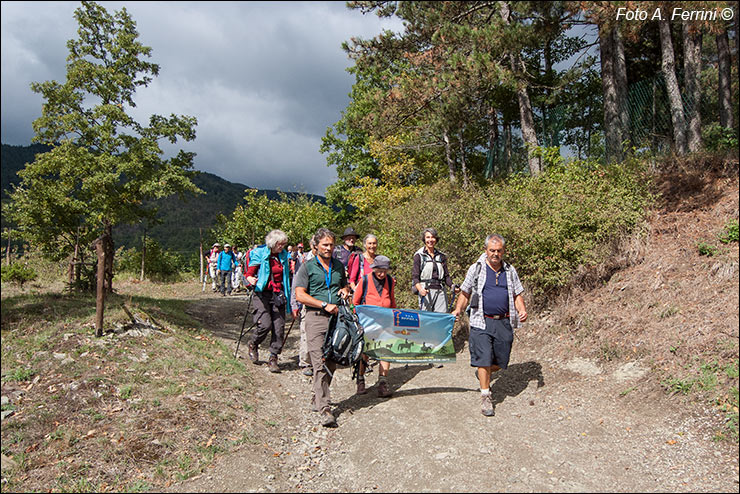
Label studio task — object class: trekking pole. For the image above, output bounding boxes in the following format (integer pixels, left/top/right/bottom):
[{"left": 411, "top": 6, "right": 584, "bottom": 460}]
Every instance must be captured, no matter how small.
[
  {"left": 281, "top": 311, "right": 299, "bottom": 347},
  {"left": 234, "top": 286, "right": 256, "bottom": 359},
  {"left": 447, "top": 284, "right": 458, "bottom": 313}
]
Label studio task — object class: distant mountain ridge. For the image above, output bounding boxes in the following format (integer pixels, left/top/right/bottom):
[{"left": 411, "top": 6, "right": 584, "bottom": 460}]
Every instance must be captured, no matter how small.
[{"left": 1, "top": 143, "right": 326, "bottom": 253}]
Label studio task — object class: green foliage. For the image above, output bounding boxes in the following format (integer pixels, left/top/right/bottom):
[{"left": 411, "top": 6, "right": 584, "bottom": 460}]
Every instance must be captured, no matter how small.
[
  {"left": 2, "top": 367, "right": 35, "bottom": 383},
  {"left": 702, "top": 123, "right": 739, "bottom": 153},
  {"left": 1, "top": 262, "right": 38, "bottom": 288},
  {"left": 357, "top": 156, "right": 652, "bottom": 306},
  {"left": 718, "top": 219, "right": 739, "bottom": 244},
  {"left": 696, "top": 241, "right": 718, "bottom": 257},
  {"left": 530, "top": 146, "right": 566, "bottom": 169},
  {"left": 6, "top": 1, "right": 200, "bottom": 270},
  {"left": 115, "top": 237, "right": 186, "bottom": 281},
  {"left": 214, "top": 189, "right": 335, "bottom": 248}
]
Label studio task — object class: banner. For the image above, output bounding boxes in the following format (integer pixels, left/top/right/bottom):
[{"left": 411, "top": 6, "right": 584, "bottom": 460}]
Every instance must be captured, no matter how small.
[{"left": 355, "top": 305, "right": 456, "bottom": 363}]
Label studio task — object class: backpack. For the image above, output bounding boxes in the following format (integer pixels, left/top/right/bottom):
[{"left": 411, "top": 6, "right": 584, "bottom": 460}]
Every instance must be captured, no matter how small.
[
  {"left": 360, "top": 274, "right": 395, "bottom": 306},
  {"left": 323, "top": 299, "right": 365, "bottom": 380},
  {"left": 466, "top": 262, "right": 482, "bottom": 315}
]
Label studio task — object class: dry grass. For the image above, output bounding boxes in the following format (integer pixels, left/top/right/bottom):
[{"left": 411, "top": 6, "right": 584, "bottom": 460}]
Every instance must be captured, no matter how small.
[
  {"left": 530, "top": 157, "right": 739, "bottom": 439},
  {"left": 1, "top": 280, "right": 260, "bottom": 492}
]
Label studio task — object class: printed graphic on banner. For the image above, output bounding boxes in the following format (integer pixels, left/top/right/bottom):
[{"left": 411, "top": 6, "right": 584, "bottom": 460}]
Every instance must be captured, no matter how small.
[{"left": 355, "top": 305, "right": 456, "bottom": 363}]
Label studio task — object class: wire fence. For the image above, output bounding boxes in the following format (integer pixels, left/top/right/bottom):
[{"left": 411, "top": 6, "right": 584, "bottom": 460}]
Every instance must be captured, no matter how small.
[{"left": 484, "top": 72, "right": 700, "bottom": 177}]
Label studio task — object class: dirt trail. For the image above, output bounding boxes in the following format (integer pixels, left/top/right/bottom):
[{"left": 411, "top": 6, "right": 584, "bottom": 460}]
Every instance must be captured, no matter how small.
[{"left": 168, "top": 293, "right": 738, "bottom": 493}]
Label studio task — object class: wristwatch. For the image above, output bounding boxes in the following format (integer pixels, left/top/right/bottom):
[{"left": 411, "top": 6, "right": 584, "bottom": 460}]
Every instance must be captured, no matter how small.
[{"left": 321, "top": 302, "right": 328, "bottom": 311}]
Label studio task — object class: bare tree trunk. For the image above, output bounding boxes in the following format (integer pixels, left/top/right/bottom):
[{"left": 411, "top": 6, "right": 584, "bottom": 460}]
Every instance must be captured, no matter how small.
[
  {"left": 504, "top": 120, "right": 512, "bottom": 174},
  {"left": 659, "top": 17, "right": 688, "bottom": 155},
  {"left": 6, "top": 228, "right": 11, "bottom": 266},
  {"left": 443, "top": 129, "right": 456, "bottom": 182},
  {"left": 104, "top": 223, "right": 114, "bottom": 294},
  {"left": 516, "top": 85, "right": 542, "bottom": 175},
  {"left": 199, "top": 228, "right": 204, "bottom": 284},
  {"left": 94, "top": 235, "right": 106, "bottom": 337},
  {"left": 599, "top": 23, "right": 622, "bottom": 162},
  {"left": 458, "top": 131, "right": 470, "bottom": 187},
  {"left": 614, "top": 28, "right": 630, "bottom": 145},
  {"left": 716, "top": 28, "right": 734, "bottom": 130},
  {"left": 140, "top": 233, "right": 146, "bottom": 282},
  {"left": 487, "top": 107, "right": 499, "bottom": 178},
  {"left": 500, "top": 1, "right": 541, "bottom": 176},
  {"left": 683, "top": 22, "right": 702, "bottom": 152}
]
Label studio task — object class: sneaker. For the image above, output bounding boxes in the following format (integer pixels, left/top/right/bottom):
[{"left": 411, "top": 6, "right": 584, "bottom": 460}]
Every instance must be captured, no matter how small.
[
  {"left": 480, "top": 394, "right": 494, "bottom": 416},
  {"left": 247, "top": 343, "right": 259, "bottom": 364},
  {"left": 268, "top": 355, "right": 280, "bottom": 373},
  {"left": 377, "top": 380, "right": 392, "bottom": 398},
  {"left": 356, "top": 378, "right": 367, "bottom": 395},
  {"left": 301, "top": 367, "right": 313, "bottom": 376},
  {"left": 320, "top": 407, "right": 336, "bottom": 427}
]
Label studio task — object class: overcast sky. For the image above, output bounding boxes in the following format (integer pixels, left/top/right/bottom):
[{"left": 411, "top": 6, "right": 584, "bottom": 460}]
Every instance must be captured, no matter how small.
[{"left": 1, "top": 1, "right": 403, "bottom": 196}]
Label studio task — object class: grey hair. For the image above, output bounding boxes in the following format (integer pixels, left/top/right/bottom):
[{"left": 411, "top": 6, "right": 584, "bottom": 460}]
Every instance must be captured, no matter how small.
[
  {"left": 421, "top": 227, "right": 439, "bottom": 243},
  {"left": 265, "top": 229, "right": 289, "bottom": 249},
  {"left": 485, "top": 234, "right": 506, "bottom": 249},
  {"left": 363, "top": 233, "right": 378, "bottom": 246},
  {"left": 309, "top": 235, "right": 318, "bottom": 248},
  {"left": 314, "top": 228, "right": 336, "bottom": 242}
]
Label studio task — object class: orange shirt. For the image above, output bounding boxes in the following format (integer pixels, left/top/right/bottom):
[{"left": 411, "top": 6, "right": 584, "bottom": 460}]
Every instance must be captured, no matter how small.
[{"left": 353, "top": 274, "right": 396, "bottom": 308}]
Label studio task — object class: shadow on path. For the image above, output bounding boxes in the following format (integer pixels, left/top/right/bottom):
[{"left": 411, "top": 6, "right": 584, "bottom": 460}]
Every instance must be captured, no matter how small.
[
  {"left": 334, "top": 364, "right": 472, "bottom": 419},
  {"left": 491, "top": 361, "right": 545, "bottom": 409}
]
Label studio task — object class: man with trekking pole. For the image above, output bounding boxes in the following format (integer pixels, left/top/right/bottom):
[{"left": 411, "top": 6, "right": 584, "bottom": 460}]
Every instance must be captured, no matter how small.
[{"left": 294, "top": 228, "right": 351, "bottom": 427}]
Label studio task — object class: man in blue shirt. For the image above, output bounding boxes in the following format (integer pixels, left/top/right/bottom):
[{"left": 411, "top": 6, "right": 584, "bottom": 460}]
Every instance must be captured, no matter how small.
[
  {"left": 216, "top": 244, "right": 237, "bottom": 296},
  {"left": 452, "top": 234, "right": 528, "bottom": 417}
]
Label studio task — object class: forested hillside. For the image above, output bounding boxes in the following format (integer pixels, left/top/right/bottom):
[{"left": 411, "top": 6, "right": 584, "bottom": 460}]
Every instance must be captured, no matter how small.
[{"left": 1, "top": 143, "right": 325, "bottom": 253}]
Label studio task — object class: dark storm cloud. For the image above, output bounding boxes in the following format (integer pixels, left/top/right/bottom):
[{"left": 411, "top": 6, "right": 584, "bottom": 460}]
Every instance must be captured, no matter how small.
[{"left": 0, "top": 1, "right": 402, "bottom": 195}]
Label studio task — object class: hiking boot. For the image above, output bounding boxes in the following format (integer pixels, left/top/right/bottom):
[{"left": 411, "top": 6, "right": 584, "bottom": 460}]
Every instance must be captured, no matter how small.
[
  {"left": 268, "top": 355, "right": 280, "bottom": 373},
  {"left": 320, "top": 407, "right": 336, "bottom": 427},
  {"left": 247, "top": 343, "right": 258, "bottom": 364},
  {"left": 377, "top": 380, "right": 392, "bottom": 398},
  {"left": 356, "top": 378, "right": 367, "bottom": 395},
  {"left": 301, "top": 367, "right": 313, "bottom": 376},
  {"left": 480, "top": 394, "right": 494, "bottom": 416}
]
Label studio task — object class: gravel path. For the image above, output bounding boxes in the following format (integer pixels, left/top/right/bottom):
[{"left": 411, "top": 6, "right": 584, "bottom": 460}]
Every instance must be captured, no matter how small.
[{"left": 168, "top": 296, "right": 738, "bottom": 493}]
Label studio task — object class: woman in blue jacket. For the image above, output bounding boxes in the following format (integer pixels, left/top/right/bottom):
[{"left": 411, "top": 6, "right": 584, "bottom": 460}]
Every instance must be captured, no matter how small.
[{"left": 245, "top": 230, "right": 293, "bottom": 373}]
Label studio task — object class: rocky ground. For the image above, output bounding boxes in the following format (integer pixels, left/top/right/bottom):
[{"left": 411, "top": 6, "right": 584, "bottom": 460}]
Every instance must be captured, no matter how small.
[
  {"left": 164, "top": 292, "right": 737, "bottom": 493},
  {"left": 165, "top": 165, "right": 739, "bottom": 492}
]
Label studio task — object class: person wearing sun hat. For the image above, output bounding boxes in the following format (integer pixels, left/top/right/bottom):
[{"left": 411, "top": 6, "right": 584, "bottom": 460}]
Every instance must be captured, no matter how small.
[
  {"left": 352, "top": 254, "right": 396, "bottom": 398},
  {"left": 206, "top": 243, "right": 221, "bottom": 292},
  {"left": 216, "top": 243, "right": 237, "bottom": 296},
  {"left": 332, "top": 226, "right": 363, "bottom": 274}
]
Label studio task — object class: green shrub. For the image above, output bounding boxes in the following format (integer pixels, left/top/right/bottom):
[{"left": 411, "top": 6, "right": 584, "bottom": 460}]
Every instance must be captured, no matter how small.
[
  {"left": 718, "top": 219, "right": 739, "bottom": 244},
  {"left": 697, "top": 241, "right": 718, "bottom": 257},
  {"left": 1, "top": 262, "right": 38, "bottom": 288},
  {"left": 360, "top": 156, "right": 653, "bottom": 305},
  {"left": 116, "top": 238, "right": 184, "bottom": 281},
  {"left": 702, "top": 123, "right": 739, "bottom": 153}
]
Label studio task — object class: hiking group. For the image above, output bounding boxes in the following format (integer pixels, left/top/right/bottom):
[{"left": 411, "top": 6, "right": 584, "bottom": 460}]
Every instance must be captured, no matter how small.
[{"left": 212, "top": 226, "right": 527, "bottom": 427}]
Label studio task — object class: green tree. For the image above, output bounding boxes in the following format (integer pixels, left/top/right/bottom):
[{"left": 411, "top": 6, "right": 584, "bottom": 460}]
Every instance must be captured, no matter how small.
[
  {"left": 6, "top": 1, "right": 200, "bottom": 335},
  {"left": 326, "top": 0, "right": 594, "bottom": 196},
  {"left": 215, "top": 190, "right": 335, "bottom": 249},
  {"left": 7, "top": 1, "right": 200, "bottom": 284}
]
